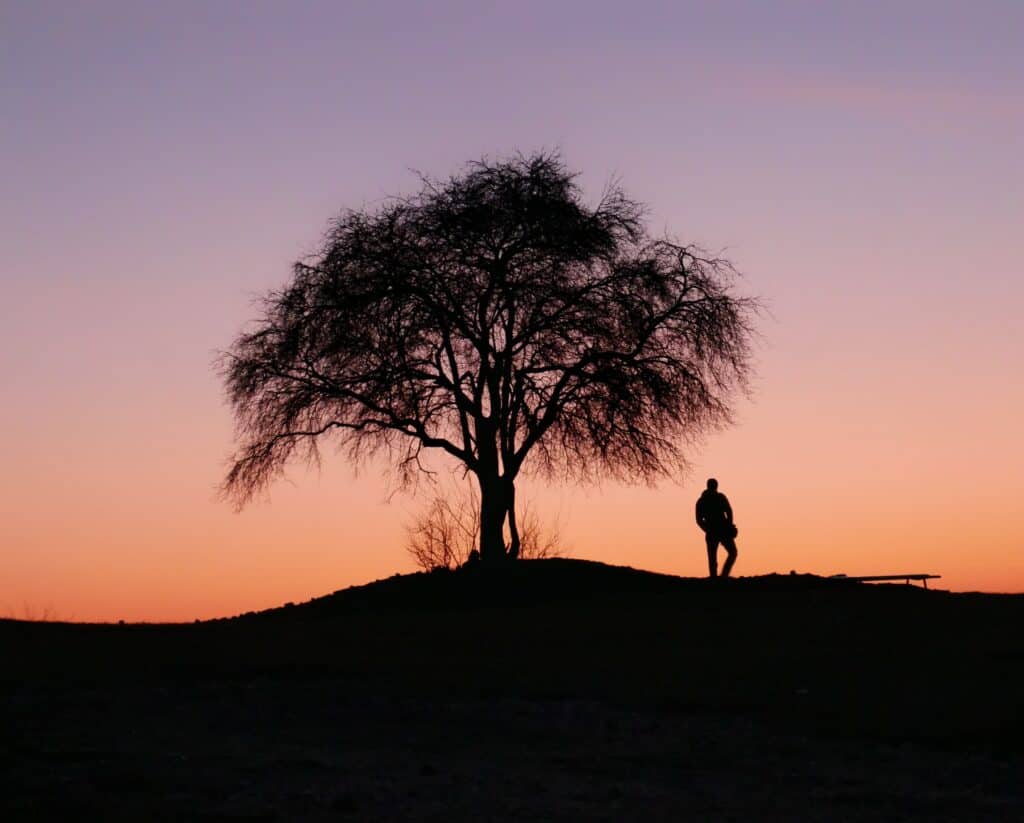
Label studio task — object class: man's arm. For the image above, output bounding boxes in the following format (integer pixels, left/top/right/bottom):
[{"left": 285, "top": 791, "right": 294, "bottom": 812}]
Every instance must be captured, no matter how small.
[
  {"left": 695, "top": 499, "right": 706, "bottom": 530},
  {"left": 722, "top": 494, "right": 733, "bottom": 523}
]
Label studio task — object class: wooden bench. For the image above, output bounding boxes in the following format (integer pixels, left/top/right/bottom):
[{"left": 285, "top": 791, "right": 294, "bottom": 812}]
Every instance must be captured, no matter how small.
[{"left": 829, "top": 574, "right": 941, "bottom": 589}]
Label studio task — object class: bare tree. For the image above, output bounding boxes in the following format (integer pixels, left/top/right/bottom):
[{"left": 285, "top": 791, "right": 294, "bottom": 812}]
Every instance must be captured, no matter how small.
[
  {"left": 407, "top": 481, "right": 562, "bottom": 571},
  {"left": 221, "top": 152, "right": 757, "bottom": 564}
]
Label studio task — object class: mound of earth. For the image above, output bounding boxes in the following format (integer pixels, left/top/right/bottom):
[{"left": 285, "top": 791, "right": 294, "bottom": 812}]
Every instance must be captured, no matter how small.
[
  {"left": 237, "top": 558, "right": 896, "bottom": 620},
  {"left": 2, "top": 558, "right": 1022, "bottom": 821}
]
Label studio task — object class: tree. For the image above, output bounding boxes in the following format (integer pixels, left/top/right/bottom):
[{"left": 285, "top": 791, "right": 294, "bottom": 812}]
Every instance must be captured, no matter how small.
[
  {"left": 407, "top": 481, "right": 562, "bottom": 572},
  {"left": 220, "top": 152, "right": 756, "bottom": 564}
]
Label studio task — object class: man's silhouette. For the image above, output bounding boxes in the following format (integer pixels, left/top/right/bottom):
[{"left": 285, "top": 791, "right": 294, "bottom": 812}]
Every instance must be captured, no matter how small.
[{"left": 696, "top": 478, "right": 738, "bottom": 578}]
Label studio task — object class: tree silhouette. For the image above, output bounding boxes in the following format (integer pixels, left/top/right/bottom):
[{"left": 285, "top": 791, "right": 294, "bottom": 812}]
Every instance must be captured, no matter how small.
[{"left": 221, "top": 153, "right": 756, "bottom": 564}]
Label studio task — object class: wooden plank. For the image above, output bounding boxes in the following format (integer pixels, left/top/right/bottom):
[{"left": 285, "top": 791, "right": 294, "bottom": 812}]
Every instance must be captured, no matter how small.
[{"left": 829, "top": 573, "right": 941, "bottom": 588}]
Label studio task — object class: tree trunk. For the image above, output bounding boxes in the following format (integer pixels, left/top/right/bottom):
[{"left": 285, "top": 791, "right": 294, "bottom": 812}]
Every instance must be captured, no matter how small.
[
  {"left": 477, "top": 473, "right": 508, "bottom": 564},
  {"left": 506, "top": 477, "right": 520, "bottom": 560},
  {"left": 475, "top": 416, "right": 508, "bottom": 565}
]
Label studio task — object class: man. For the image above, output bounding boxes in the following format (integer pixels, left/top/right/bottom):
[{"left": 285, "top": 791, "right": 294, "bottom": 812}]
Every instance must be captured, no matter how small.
[{"left": 695, "top": 478, "right": 738, "bottom": 578}]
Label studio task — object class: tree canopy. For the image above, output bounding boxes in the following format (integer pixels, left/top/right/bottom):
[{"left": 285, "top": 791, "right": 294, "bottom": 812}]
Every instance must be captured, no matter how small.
[{"left": 221, "top": 153, "right": 757, "bottom": 563}]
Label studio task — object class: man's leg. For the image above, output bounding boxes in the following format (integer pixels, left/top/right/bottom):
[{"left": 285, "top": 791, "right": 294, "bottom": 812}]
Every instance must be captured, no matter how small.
[
  {"left": 721, "top": 536, "right": 738, "bottom": 578},
  {"left": 706, "top": 534, "right": 719, "bottom": 578}
]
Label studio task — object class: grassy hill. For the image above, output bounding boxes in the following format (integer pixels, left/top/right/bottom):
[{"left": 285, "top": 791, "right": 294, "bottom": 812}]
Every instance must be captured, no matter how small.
[{"left": 3, "top": 559, "right": 1023, "bottom": 820}]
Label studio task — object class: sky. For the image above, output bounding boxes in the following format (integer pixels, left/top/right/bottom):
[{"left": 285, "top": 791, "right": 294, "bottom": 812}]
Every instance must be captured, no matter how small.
[{"left": 2, "top": 1, "right": 1022, "bottom": 621}]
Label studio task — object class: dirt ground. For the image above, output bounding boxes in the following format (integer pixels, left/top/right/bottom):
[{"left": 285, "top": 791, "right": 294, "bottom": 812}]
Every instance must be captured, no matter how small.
[
  {"left": 5, "top": 680, "right": 1022, "bottom": 822},
  {"left": 4, "top": 563, "right": 1023, "bottom": 820}
]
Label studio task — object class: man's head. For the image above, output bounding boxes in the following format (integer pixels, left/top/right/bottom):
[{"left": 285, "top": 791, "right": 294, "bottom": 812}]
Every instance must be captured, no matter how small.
[{"left": 706, "top": 478, "right": 718, "bottom": 491}]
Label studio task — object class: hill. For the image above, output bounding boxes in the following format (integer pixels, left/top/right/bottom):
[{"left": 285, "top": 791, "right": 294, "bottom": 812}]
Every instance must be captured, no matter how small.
[
  {"left": 3, "top": 559, "right": 1023, "bottom": 820},
  {"left": 239, "top": 558, "right": 891, "bottom": 617}
]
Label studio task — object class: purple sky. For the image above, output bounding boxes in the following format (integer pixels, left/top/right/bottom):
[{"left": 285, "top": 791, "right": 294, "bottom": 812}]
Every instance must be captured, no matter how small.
[{"left": 3, "top": 2, "right": 1023, "bottom": 618}]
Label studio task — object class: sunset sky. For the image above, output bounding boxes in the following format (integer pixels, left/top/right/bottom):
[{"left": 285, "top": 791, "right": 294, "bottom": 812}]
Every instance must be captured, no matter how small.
[{"left": 3, "top": 1, "right": 1022, "bottom": 621}]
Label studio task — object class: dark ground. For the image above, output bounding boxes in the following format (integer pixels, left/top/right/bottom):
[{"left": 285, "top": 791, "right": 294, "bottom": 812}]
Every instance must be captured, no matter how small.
[{"left": 3, "top": 559, "right": 1023, "bottom": 821}]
